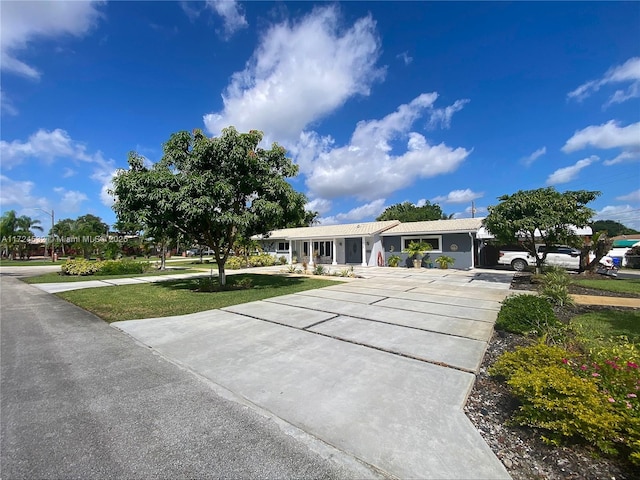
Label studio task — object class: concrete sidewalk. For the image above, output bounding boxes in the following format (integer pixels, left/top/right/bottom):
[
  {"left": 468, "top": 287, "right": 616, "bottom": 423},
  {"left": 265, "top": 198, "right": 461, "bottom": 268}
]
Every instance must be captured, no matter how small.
[{"left": 114, "top": 269, "right": 514, "bottom": 479}]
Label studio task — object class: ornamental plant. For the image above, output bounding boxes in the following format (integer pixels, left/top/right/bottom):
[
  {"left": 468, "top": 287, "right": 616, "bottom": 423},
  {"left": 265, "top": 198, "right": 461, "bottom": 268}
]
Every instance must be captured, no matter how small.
[{"left": 495, "top": 294, "right": 562, "bottom": 337}]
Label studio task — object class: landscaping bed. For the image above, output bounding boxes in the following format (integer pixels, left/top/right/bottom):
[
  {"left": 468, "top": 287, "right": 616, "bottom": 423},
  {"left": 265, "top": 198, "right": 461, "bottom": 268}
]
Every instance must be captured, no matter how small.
[{"left": 465, "top": 273, "right": 640, "bottom": 480}]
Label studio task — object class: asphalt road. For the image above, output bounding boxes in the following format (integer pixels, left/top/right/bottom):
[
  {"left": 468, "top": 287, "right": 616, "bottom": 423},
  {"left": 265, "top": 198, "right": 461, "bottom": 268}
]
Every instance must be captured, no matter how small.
[{"left": 0, "top": 269, "right": 375, "bottom": 479}]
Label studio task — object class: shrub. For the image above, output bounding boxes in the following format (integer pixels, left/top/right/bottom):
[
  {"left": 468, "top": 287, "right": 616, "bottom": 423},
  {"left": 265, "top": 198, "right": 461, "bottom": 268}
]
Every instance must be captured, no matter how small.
[
  {"left": 387, "top": 254, "right": 401, "bottom": 267},
  {"left": 491, "top": 342, "right": 640, "bottom": 464},
  {"left": 284, "top": 264, "right": 302, "bottom": 274},
  {"left": 97, "top": 259, "right": 149, "bottom": 275},
  {"left": 313, "top": 264, "right": 326, "bottom": 275},
  {"left": 225, "top": 256, "right": 246, "bottom": 270},
  {"left": 246, "top": 253, "right": 276, "bottom": 267},
  {"left": 489, "top": 343, "right": 574, "bottom": 380},
  {"left": 496, "top": 294, "right": 562, "bottom": 336},
  {"left": 61, "top": 259, "right": 103, "bottom": 276},
  {"left": 539, "top": 266, "right": 574, "bottom": 306},
  {"left": 278, "top": 256, "right": 287, "bottom": 265},
  {"left": 507, "top": 365, "right": 620, "bottom": 454}
]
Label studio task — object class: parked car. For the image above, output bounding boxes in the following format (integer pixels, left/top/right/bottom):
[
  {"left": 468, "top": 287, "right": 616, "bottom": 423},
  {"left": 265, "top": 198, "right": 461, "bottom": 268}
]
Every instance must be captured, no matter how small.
[{"left": 498, "top": 245, "right": 588, "bottom": 271}]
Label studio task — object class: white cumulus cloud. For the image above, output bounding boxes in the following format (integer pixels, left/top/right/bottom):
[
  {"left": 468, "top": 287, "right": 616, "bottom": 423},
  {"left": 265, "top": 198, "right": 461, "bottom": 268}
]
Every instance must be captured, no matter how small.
[
  {"left": 301, "top": 94, "right": 471, "bottom": 200},
  {"left": 427, "top": 99, "right": 469, "bottom": 130},
  {"left": 0, "top": 175, "right": 48, "bottom": 210},
  {"left": 432, "top": 189, "right": 484, "bottom": 204},
  {"left": 318, "top": 199, "right": 386, "bottom": 225},
  {"left": 561, "top": 121, "right": 640, "bottom": 153},
  {"left": 546, "top": 155, "right": 598, "bottom": 185},
  {"left": 0, "top": 0, "right": 103, "bottom": 80},
  {"left": 203, "top": 5, "right": 384, "bottom": 141},
  {"left": 568, "top": 57, "right": 640, "bottom": 107},
  {"left": 207, "top": 0, "right": 248, "bottom": 37},
  {"left": 305, "top": 197, "right": 333, "bottom": 216},
  {"left": 54, "top": 187, "right": 88, "bottom": 212},
  {"left": 520, "top": 146, "right": 546, "bottom": 167},
  {"left": 0, "top": 128, "right": 117, "bottom": 207},
  {"left": 616, "top": 189, "right": 640, "bottom": 203},
  {"left": 603, "top": 149, "right": 640, "bottom": 166}
]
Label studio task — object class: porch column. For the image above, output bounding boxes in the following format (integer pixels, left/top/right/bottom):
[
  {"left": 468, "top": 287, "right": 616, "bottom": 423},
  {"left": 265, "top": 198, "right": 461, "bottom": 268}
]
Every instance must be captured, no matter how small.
[
  {"left": 308, "top": 239, "right": 314, "bottom": 266},
  {"left": 361, "top": 236, "right": 367, "bottom": 267},
  {"left": 332, "top": 238, "right": 337, "bottom": 265},
  {"left": 288, "top": 241, "right": 293, "bottom": 265}
]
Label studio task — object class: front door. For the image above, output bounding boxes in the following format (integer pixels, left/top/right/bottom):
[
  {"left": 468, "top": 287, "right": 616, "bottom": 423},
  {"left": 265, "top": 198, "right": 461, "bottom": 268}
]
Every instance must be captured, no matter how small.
[{"left": 345, "top": 238, "right": 362, "bottom": 264}]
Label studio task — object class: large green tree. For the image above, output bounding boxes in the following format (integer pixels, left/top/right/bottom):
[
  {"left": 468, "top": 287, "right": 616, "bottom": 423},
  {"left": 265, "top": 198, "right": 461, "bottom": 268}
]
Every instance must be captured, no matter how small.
[
  {"left": 376, "top": 201, "right": 445, "bottom": 222},
  {"left": 483, "top": 187, "right": 600, "bottom": 273},
  {"left": 112, "top": 127, "right": 308, "bottom": 284},
  {"left": 591, "top": 219, "right": 639, "bottom": 237}
]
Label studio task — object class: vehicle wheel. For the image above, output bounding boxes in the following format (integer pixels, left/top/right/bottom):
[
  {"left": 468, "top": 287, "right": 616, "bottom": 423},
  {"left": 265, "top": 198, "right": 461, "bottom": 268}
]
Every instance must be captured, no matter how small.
[{"left": 511, "top": 259, "right": 527, "bottom": 272}]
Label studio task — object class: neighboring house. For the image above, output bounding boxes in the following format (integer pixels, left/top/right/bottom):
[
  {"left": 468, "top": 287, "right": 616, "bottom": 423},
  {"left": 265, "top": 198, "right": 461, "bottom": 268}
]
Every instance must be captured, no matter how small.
[{"left": 257, "top": 218, "right": 486, "bottom": 269}]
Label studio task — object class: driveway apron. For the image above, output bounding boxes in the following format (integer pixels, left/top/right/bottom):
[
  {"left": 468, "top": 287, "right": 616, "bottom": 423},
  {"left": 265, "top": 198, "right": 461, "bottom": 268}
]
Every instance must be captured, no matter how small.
[{"left": 114, "top": 268, "right": 514, "bottom": 479}]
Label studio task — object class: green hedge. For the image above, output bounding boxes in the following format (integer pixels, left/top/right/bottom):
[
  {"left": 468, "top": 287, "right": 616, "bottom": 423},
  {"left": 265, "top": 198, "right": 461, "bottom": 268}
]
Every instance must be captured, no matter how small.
[
  {"left": 61, "top": 259, "right": 150, "bottom": 276},
  {"left": 496, "top": 294, "right": 562, "bottom": 336}
]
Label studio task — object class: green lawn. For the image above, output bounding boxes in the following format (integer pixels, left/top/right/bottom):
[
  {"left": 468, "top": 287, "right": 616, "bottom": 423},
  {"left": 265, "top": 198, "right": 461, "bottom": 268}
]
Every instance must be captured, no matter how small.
[
  {"left": 23, "top": 268, "right": 201, "bottom": 284},
  {"left": 57, "top": 274, "right": 339, "bottom": 323},
  {"left": 0, "top": 259, "right": 63, "bottom": 266},
  {"left": 571, "top": 309, "right": 640, "bottom": 349},
  {"left": 572, "top": 277, "right": 640, "bottom": 296}
]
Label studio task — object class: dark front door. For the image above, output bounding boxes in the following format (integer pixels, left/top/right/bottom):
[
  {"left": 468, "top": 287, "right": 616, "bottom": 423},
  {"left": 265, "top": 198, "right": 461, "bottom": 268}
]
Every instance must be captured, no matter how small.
[{"left": 345, "top": 238, "right": 362, "bottom": 264}]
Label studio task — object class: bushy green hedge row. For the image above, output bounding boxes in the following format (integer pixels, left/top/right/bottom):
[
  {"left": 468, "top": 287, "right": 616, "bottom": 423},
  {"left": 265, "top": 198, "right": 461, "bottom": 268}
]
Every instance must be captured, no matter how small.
[
  {"left": 61, "top": 259, "right": 150, "bottom": 276},
  {"left": 225, "top": 254, "right": 277, "bottom": 270}
]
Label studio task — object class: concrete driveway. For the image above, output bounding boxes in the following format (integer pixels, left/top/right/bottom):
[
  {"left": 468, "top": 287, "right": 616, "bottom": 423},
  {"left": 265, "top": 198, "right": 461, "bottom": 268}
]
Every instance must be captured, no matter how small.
[{"left": 114, "top": 267, "right": 514, "bottom": 479}]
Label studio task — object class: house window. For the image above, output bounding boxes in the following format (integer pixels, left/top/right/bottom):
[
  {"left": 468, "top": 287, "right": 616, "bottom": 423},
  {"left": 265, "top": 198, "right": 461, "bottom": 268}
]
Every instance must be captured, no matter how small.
[
  {"left": 277, "top": 241, "right": 289, "bottom": 251},
  {"left": 402, "top": 236, "right": 442, "bottom": 252},
  {"left": 312, "top": 241, "right": 332, "bottom": 257}
]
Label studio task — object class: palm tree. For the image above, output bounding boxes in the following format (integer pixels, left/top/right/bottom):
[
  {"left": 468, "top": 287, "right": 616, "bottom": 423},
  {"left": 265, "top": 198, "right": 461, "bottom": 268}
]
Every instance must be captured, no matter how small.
[{"left": 15, "top": 215, "right": 43, "bottom": 259}]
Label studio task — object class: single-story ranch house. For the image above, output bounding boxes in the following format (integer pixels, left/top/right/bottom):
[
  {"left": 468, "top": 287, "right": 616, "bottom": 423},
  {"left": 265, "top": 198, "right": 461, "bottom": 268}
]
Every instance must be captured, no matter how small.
[{"left": 256, "top": 218, "right": 492, "bottom": 269}]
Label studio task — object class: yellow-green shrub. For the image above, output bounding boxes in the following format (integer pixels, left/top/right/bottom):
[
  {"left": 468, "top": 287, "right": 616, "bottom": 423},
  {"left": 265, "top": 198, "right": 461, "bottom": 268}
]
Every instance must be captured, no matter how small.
[
  {"left": 489, "top": 343, "right": 573, "bottom": 380},
  {"left": 507, "top": 365, "right": 620, "bottom": 454},
  {"left": 247, "top": 253, "right": 276, "bottom": 267},
  {"left": 61, "top": 258, "right": 104, "bottom": 276},
  {"left": 225, "top": 256, "right": 246, "bottom": 270}
]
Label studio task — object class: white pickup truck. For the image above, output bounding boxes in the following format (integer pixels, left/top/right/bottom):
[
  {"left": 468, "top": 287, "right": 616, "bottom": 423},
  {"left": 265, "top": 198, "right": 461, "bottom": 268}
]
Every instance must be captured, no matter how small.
[{"left": 498, "top": 245, "right": 584, "bottom": 271}]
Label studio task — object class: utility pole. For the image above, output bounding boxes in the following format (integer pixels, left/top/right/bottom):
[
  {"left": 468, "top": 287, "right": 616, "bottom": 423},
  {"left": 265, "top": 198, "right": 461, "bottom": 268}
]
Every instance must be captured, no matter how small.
[
  {"left": 471, "top": 201, "right": 476, "bottom": 218},
  {"left": 36, "top": 208, "right": 55, "bottom": 262}
]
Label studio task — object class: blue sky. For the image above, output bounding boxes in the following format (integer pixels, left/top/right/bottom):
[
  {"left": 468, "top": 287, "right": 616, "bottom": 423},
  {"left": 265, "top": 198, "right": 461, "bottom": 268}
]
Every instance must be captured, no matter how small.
[{"left": 1, "top": 1, "right": 639, "bottom": 232}]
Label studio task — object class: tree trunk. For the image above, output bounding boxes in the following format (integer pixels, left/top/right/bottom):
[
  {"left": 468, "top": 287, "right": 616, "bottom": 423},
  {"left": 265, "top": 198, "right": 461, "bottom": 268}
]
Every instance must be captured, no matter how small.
[
  {"left": 159, "top": 242, "right": 166, "bottom": 270},
  {"left": 217, "top": 262, "right": 226, "bottom": 286}
]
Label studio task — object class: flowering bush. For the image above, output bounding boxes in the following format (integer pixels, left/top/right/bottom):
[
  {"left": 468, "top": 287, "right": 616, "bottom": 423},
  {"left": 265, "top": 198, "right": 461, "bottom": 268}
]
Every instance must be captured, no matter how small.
[{"left": 490, "top": 341, "right": 640, "bottom": 464}]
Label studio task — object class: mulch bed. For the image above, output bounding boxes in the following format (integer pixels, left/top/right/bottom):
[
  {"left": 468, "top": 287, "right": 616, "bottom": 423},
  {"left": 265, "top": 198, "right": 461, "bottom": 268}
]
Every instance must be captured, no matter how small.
[{"left": 464, "top": 273, "right": 640, "bottom": 480}]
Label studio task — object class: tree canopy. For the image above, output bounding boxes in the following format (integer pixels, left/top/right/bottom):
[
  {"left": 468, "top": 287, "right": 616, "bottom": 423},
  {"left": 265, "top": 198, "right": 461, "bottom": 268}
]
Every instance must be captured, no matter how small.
[
  {"left": 483, "top": 187, "right": 600, "bottom": 272},
  {"left": 591, "top": 219, "right": 639, "bottom": 237},
  {"left": 112, "top": 127, "right": 308, "bottom": 284},
  {"left": 376, "top": 201, "right": 446, "bottom": 222}
]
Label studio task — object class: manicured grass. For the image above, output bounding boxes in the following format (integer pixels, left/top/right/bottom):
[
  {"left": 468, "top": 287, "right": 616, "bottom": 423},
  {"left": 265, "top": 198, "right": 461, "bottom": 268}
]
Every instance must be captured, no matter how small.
[
  {"left": 572, "top": 277, "right": 640, "bottom": 296},
  {"left": 57, "top": 274, "right": 339, "bottom": 323},
  {"left": 23, "top": 268, "right": 200, "bottom": 283},
  {"left": 0, "top": 259, "right": 63, "bottom": 266},
  {"left": 571, "top": 309, "right": 640, "bottom": 348}
]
